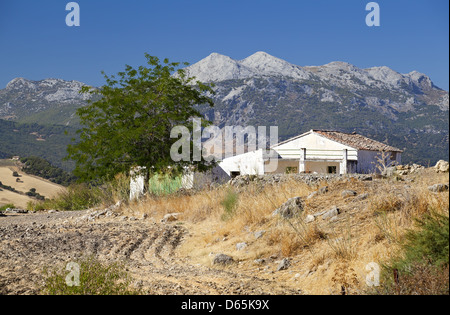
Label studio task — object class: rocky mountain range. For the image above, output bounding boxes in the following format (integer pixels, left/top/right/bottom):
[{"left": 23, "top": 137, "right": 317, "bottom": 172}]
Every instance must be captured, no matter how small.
[
  {"left": 0, "top": 78, "right": 89, "bottom": 125},
  {"left": 185, "top": 52, "right": 449, "bottom": 164},
  {"left": 0, "top": 51, "right": 448, "bottom": 165}
]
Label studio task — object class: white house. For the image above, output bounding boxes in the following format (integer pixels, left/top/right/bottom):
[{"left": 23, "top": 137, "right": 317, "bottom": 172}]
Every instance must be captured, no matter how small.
[{"left": 218, "top": 129, "right": 403, "bottom": 177}]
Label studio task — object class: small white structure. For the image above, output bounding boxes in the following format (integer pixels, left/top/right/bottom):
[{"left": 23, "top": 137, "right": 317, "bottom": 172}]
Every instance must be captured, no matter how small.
[
  {"left": 218, "top": 130, "right": 403, "bottom": 176},
  {"left": 129, "top": 166, "right": 147, "bottom": 200}
]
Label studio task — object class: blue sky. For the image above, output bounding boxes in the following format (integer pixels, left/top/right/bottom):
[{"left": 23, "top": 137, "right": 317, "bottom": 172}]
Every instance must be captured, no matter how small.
[{"left": 0, "top": 0, "right": 448, "bottom": 90}]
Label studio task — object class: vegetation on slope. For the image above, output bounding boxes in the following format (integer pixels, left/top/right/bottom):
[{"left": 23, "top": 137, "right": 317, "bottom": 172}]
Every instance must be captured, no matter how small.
[{"left": 19, "top": 156, "right": 77, "bottom": 186}]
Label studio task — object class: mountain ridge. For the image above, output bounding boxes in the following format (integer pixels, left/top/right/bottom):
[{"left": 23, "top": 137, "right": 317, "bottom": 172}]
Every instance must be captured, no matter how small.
[{"left": 0, "top": 52, "right": 448, "bottom": 165}]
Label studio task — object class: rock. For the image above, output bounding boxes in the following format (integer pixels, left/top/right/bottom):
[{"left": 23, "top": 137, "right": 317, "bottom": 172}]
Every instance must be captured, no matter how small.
[
  {"left": 277, "top": 258, "right": 290, "bottom": 271},
  {"left": 236, "top": 242, "right": 247, "bottom": 251},
  {"left": 353, "top": 193, "right": 369, "bottom": 202},
  {"left": 341, "top": 190, "right": 357, "bottom": 198},
  {"left": 318, "top": 186, "right": 329, "bottom": 194},
  {"left": 304, "top": 214, "right": 315, "bottom": 223},
  {"left": 306, "top": 191, "right": 318, "bottom": 200},
  {"left": 4, "top": 208, "right": 28, "bottom": 214},
  {"left": 382, "top": 166, "right": 397, "bottom": 177},
  {"left": 161, "top": 213, "right": 180, "bottom": 223},
  {"left": 254, "top": 230, "right": 265, "bottom": 239},
  {"left": 435, "top": 160, "right": 449, "bottom": 173},
  {"left": 254, "top": 258, "right": 266, "bottom": 265},
  {"left": 273, "top": 197, "right": 304, "bottom": 219},
  {"left": 322, "top": 206, "right": 340, "bottom": 220},
  {"left": 213, "top": 254, "right": 234, "bottom": 266},
  {"left": 307, "top": 186, "right": 328, "bottom": 200},
  {"left": 428, "top": 184, "right": 449, "bottom": 193}
]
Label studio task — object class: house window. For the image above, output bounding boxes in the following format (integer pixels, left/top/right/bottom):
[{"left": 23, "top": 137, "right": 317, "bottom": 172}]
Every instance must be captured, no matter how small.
[
  {"left": 230, "top": 171, "right": 240, "bottom": 179},
  {"left": 390, "top": 152, "right": 397, "bottom": 161},
  {"left": 285, "top": 167, "right": 298, "bottom": 174},
  {"left": 328, "top": 166, "right": 337, "bottom": 174}
]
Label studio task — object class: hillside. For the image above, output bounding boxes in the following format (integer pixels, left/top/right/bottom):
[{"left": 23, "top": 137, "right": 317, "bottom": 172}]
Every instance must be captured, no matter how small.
[
  {"left": 0, "top": 160, "right": 66, "bottom": 208},
  {"left": 0, "top": 119, "right": 77, "bottom": 171},
  {"left": 0, "top": 78, "right": 89, "bottom": 126},
  {"left": 0, "top": 166, "right": 448, "bottom": 295}
]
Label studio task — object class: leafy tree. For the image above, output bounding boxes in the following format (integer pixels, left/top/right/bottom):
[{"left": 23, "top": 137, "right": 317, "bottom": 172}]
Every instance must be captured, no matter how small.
[{"left": 67, "top": 53, "right": 215, "bottom": 183}]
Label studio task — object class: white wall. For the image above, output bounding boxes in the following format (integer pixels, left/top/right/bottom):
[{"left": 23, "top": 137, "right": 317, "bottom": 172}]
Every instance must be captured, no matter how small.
[
  {"left": 273, "top": 132, "right": 357, "bottom": 161},
  {"left": 219, "top": 149, "right": 265, "bottom": 176},
  {"left": 129, "top": 166, "right": 147, "bottom": 200}
]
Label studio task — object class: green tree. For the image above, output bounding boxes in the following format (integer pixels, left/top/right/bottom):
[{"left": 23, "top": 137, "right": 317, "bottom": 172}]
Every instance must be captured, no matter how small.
[{"left": 67, "top": 53, "right": 215, "bottom": 183}]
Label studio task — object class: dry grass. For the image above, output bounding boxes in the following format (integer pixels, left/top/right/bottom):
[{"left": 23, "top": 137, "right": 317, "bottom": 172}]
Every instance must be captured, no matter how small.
[{"left": 122, "top": 168, "right": 449, "bottom": 295}]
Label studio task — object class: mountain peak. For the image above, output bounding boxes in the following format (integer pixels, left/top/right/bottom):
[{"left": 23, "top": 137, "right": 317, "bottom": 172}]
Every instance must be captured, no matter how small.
[{"left": 6, "top": 77, "right": 35, "bottom": 90}]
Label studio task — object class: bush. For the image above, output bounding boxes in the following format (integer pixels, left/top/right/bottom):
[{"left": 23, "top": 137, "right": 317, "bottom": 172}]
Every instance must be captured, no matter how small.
[
  {"left": 220, "top": 189, "right": 239, "bottom": 221},
  {"left": 28, "top": 183, "right": 102, "bottom": 211},
  {"left": 0, "top": 204, "right": 15, "bottom": 212},
  {"left": 375, "top": 212, "right": 449, "bottom": 295},
  {"left": 42, "top": 256, "right": 142, "bottom": 295}
]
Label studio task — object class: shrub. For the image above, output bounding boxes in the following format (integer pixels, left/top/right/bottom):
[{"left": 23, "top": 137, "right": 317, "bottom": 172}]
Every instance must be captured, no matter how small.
[
  {"left": 395, "top": 212, "right": 449, "bottom": 269},
  {"left": 0, "top": 204, "right": 15, "bottom": 212},
  {"left": 42, "top": 256, "right": 142, "bottom": 295},
  {"left": 376, "top": 212, "right": 449, "bottom": 295},
  {"left": 220, "top": 189, "right": 239, "bottom": 221},
  {"left": 28, "top": 183, "right": 102, "bottom": 211}
]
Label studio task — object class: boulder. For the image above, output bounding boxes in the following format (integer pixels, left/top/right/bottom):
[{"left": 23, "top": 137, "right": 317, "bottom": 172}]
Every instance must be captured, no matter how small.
[
  {"left": 318, "top": 186, "right": 329, "bottom": 194},
  {"left": 435, "top": 160, "right": 449, "bottom": 173},
  {"left": 341, "top": 190, "right": 357, "bottom": 198},
  {"left": 428, "top": 184, "right": 449, "bottom": 193},
  {"left": 322, "top": 206, "right": 340, "bottom": 220},
  {"left": 236, "top": 242, "right": 248, "bottom": 251},
  {"left": 277, "top": 258, "right": 291, "bottom": 271},
  {"left": 382, "top": 166, "right": 397, "bottom": 177},
  {"left": 304, "top": 215, "right": 315, "bottom": 223},
  {"left": 254, "top": 230, "right": 265, "bottom": 239},
  {"left": 353, "top": 193, "right": 369, "bottom": 202},
  {"left": 161, "top": 213, "right": 181, "bottom": 223},
  {"left": 213, "top": 254, "right": 234, "bottom": 266},
  {"left": 273, "top": 197, "right": 304, "bottom": 219}
]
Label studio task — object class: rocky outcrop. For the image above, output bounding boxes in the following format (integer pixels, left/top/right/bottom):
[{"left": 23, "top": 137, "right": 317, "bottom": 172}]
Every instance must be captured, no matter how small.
[
  {"left": 272, "top": 197, "right": 304, "bottom": 219},
  {"left": 435, "top": 160, "right": 449, "bottom": 173}
]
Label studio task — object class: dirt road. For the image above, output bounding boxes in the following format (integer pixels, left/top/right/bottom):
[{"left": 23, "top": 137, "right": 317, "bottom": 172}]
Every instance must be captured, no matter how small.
[{"left": 0, "top": 210, "right": 301, "bottom": 295}]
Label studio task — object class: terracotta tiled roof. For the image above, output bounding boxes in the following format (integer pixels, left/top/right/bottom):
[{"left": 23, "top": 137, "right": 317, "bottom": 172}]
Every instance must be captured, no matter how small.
[{"left": 314, "top": 130, "right": 403, "bottom": 152}]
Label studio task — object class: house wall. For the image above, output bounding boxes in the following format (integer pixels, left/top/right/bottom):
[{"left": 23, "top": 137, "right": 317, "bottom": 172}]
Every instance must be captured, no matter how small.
[
  {"left": 306, "top": 161, "right": 341, "bottom": 174},
  {"left": 273, "top": 132, "right": 357, "bottom": 160},
  {"left": 265, "top": 159, "right": 299, "bottom": 174},
  {"left": 357, "top": 150, "right": 402, "bottom": 174},
  {"left": 219, "top": 149, "right": 265, "bottom": 176}
]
